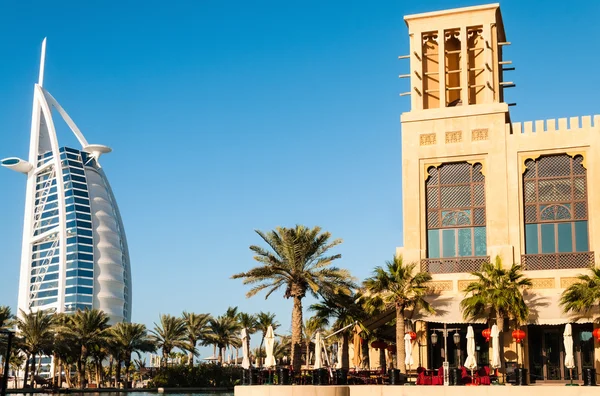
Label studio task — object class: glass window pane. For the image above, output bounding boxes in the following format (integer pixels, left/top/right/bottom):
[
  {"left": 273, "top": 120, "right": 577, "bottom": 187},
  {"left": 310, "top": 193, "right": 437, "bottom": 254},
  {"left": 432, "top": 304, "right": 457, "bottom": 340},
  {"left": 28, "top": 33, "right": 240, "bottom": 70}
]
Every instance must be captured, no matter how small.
[
  {"left": 442, "top": 229, "right": 456, "bottom": 257},
  {"left": 540, "top": 223, "right": 556, "bottom": 253},
  {"left": 574, "top": 221, "right": 589, "bottom": 252},
  {"left": 428, "top": 229, "right": 440, "bottom": 258},
  {"left": 557, "top": 223, "right": 573, "bottom": 253},
  {"left": 525, "top": 224, "right": 538, "bottom": 254},
  {"left": 474, "top": 226, "right": 486, "bottom": 256},
  {"left": 458, "top": 228, "right": 472, "bottom": 257}
]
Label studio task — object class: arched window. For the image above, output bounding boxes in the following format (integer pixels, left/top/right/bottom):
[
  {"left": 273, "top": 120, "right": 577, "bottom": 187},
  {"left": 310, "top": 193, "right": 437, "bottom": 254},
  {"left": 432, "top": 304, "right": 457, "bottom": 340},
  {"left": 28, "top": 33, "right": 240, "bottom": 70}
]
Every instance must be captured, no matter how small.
[
  {"left": 426, "top": 162, "right": 486, "bottom": 259},
  {"left": 523, "top": 155, "right": 589, "bottom": 263}
]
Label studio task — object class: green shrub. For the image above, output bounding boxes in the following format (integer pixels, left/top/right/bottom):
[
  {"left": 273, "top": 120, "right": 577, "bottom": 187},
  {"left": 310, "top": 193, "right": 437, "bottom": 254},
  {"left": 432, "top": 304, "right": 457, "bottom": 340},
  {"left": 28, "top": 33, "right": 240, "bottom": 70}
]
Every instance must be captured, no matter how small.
[{"left": 148, "top": 365, "right": 243, "bottom": 388}]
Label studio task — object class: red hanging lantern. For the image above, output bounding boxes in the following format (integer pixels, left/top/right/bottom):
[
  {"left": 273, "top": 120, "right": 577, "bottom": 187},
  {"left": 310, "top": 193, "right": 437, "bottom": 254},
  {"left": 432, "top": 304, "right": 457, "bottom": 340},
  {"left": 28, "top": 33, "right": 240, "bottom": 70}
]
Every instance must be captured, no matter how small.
[
  {"left": 512, "top": 329, "right": 526, "bottom": 343},
  {"left": 371, "top": 340, "right": 386, "bottom": 349},
  {"left": 409, "top": 331, "right": 417, "bottom": 341},
  {"left": 482, "top": 328, "right": 491, "bottom": 342},
  {"left": 592, "top": 328, "right": 600, "bottom": 342},
  {"left": 387, "top": 344, "right": 397, "bottom": 354}
]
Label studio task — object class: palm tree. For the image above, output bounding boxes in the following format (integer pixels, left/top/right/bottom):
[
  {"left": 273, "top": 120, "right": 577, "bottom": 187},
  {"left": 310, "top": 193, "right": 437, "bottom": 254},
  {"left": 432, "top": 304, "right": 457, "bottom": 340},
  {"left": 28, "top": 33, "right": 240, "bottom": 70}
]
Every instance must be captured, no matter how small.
[
  {"left": 363, "top": 255, "right": 434, "bottom": 373},
  {"left": 232, "top": 225, "right": 355, "bottom": 372},
  {"left": 181, "top": 312, "right": 211, "bottom": 368},
  {"left": 255, "top": 311, "right": 280, "bottom": 360},
  {"left": 150, "top": 314, "right": 186, "bottom": 368},
  {"left": 303, "top": 316, "right": 326, "bottom": 369},
  {"left": 0, "top": 306, "right": 12, "bottom": 330},
  {"left": 560, "top": 267, "right": 600, "bottom": 315},
  {"left": 58, "top": 309, "right": 110, "bottom": 388},
  {"left": 110, "top": 322, "right": 155, "bottom": 388},
  {"left": 16, "top": 309, "right": 55, "bottom": 388},
  {"left": 310, "top": 292, "right": 363, "bottom": 370},
  {"left": 460, "top": 256, "right": 532, "bottom": 331},
  {"left": 237, "top": 312, "right": 257, "bottom": 365},
  {"left": 52, "top": 313, "right": 78, "bottom": 388},
  {"left": 206, "top": 316, "right": 241, "bottom": 364}
]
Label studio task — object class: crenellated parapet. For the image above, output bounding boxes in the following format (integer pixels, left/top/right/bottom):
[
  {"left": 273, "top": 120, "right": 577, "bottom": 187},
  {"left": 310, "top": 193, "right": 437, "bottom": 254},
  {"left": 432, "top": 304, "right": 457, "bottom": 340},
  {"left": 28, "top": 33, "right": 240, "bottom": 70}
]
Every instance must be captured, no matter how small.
[{"left": 507, "top": 115, "right": 599, "bottom": 135}]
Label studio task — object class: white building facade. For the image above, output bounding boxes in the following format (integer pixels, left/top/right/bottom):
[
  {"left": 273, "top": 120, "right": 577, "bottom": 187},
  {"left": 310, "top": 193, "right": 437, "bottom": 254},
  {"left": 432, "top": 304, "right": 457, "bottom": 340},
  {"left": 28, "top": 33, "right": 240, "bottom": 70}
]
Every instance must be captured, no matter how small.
[{"left": 2, "top": 39, "right": 131, "bottom": 324}]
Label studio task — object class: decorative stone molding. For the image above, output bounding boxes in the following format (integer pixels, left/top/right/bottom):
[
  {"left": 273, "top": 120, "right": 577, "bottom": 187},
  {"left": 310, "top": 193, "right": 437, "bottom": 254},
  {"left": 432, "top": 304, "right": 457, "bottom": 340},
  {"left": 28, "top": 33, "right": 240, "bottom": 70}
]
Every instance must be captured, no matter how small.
[
  {"left": 466, "top": 159, "right": 487, "bottom": 177},
  {"left": 531, "top": 278, "right": 555, "bottom": 289},
  {"left": 423, "top": 163, "right": 442, "bottom": 182},
  {"left": 420, "top": 133, "right": 437, "bottom": 146},
  {"left": 458, "top": 280, "right": 473, "bottom": 291},
  {"left": 520, "top": 154, "right": 541, "bottom": 175},
  {"left": 471, "top": 128, "right": 489, "bottom": 141},
  {"left": 426, "top": 280, "right": 453, "bottom": 293},
  {"left": 560, "top": 277, "right": 580, "bottom": 288},
  {"left": 445, "top": 130, "right": 462, "bottom": 144}
]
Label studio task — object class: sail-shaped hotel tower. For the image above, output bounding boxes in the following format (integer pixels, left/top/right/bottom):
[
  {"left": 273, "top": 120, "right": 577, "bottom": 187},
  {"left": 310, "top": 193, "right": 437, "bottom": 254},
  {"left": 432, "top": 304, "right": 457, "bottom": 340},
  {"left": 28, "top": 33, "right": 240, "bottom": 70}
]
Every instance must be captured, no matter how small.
[{"left": 2, "top": 40, "right": 131, "bottom": 323}]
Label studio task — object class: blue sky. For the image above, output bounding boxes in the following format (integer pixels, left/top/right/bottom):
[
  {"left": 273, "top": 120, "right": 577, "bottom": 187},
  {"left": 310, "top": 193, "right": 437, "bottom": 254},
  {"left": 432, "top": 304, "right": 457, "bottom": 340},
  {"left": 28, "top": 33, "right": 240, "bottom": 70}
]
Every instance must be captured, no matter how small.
[{"left": 0, "top": 0, "right": 599, "bottom": 357}]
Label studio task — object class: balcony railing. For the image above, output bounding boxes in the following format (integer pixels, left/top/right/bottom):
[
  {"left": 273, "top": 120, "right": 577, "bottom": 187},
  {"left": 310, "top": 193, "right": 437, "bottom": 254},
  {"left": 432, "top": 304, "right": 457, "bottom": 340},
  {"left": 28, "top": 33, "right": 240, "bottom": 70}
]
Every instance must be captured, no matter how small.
[
  {"left": 521, "top": 252, "right": 595, "bottom": 271},
  {"left": 421, "top": 256, "right": 489, "bottom": 274}
]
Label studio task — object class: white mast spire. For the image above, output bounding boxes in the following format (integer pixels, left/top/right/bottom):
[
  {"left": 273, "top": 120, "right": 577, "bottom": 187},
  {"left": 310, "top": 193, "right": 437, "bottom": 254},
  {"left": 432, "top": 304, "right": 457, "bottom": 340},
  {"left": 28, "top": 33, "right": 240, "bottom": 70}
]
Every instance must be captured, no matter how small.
[{"left": 38, "top": 38, "right": 47, "bottom": 87}]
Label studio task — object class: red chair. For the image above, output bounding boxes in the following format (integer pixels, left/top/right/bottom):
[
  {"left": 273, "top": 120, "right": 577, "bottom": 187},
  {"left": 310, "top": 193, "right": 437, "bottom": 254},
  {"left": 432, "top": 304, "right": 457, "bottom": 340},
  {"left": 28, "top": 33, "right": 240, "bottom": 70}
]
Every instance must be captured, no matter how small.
[
  {"left": 460, "top": 366, "right": 475, "bottom": 385},
  {"left": 432, "top": 366, "right": 444, "bottom": 385},
  {"left": 416, "top": 367, "right": 432, "bottom": 385},
  {"left": 477, "top": 366, "right": 491, "bottom": 385}
]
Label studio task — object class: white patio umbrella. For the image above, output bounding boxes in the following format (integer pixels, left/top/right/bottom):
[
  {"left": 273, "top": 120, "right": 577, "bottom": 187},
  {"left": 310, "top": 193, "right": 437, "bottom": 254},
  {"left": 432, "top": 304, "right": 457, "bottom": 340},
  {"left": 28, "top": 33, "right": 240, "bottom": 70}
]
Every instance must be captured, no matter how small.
[
  {"left": 314, "top": 331, "right": 323, "bottom": 369},
  {"left": 564, "top": 323, "right": 575, "bottom": 385},
  {"left": 336, "top": 341, "right": 343, "bottom": 369},
  {"left": 264, "top": 325, "right": 276, "bottom": 368},
  {"left": 241, "top": 328, "right": 250, "bottom": 369},
  {"left": 404, "top": 333, "right": 414, "bottom": 367},
  {"left": 490, "top": 324, "right": 501, "bottom": 369},
  {"left": 464, "top": 326, "right": 477, "bottom": 379}
]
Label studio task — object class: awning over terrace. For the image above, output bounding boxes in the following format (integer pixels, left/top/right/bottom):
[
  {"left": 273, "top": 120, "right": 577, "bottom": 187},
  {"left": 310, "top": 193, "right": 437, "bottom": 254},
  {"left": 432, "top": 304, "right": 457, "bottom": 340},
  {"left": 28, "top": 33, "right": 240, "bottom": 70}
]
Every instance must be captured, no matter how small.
[{"left": 363, "top": 292, "right": 599, "bottom": 331}]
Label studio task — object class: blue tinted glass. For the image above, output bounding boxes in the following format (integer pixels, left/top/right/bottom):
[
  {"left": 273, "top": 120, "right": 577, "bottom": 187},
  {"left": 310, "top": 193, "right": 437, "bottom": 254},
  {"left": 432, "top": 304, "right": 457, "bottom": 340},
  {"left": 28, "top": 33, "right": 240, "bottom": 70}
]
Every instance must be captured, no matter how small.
[
  {"left": 574, "top": 221, "right": 589, "bottom": 252},
  {"left": 557, "top": 223, "right": 573, "bottom": 253},
  {"left": 47, "top": 194, "right": 57, "bottom": 202},
  {"left": 458, "top": 228, "right": 472, "bottom": 257},
  {"left": 541, "top": 223, "right": 556, "bottom": 253},
  {"left": 78, "top": 244, "right": 93, "bottom": 253},
  {"left": 65, "top": 205, "right": 75, "bottom": 212},
  {"left": 36, "top": 289, "right": 58, "bottom": 298},
  {"left": 65, "top": 197, "right": 75, "bottom": 205},
  {"left": 66, "top": 212, "right": 76, "bottom": 221},
  {"left": 525, "top": 224, "right": 538, "bottom": 254},
  {"left": 68, "top": 160, "right": 83, "bottom": 168},
  {"left": 72, "top": 182, "right": 87, "bottom": 190},
  {"left": 77, "top": 286, "right": 93, "bottom": 295},
  {"left": 442, "top": 229, "right": 456, "bottom": 257},
  {"left": 78, "top": 253, "right": 93, "bottom": 261},
  {"left": 65, "top": 190, "right": 73, "bottom": 197},
  {"left": 427, "top": 229, "right": 440, "bottom": 258},
  {"left": 70, "top": 167, "right": 85, "bottom": 176},
  {"left": 71, "top": 175, "right": 87, "bottom": 183},
  {"left": 75, "top": 204, "right": 90, "bottom": 213},
  {"left": 74, "top": 197, "right": 90, "bottom": 205},
  {"left": 474, "top": 227, "right": 486, "bottom": 256},
  {"left": 78, "top": 278, "right": 93, "bottom": 286},
  {"left": 79, "top": 236, "right": 93, "bottom": 245},
  {"left": 73, "top": 189, "right": 89, "bottom": 198},
  {"left": 78, "top": 229, "right": 93, "bottom": 237},
  {"left": 77, "top": 220, "right": 92, "bottom": 229},
  {"left": 77, "top": 213, "right": 92, "bottom": 221},
  {"left": 66, "top": 220, "right": 76, "bottom": 228},
  {"left": 65, "top": 295, "right": 77, "bottom": 302},
  {"left": 65, "top": 287, "right": 76, "bottom": 295},
  {"left": 66, "top": 278, "right": 76, "bottom": 286},
  {"left": 78, "top": 295, "right": 93, "bottom": 303},
  {"left": 67, "top": 237, "right": 77, "bottom": 245}
]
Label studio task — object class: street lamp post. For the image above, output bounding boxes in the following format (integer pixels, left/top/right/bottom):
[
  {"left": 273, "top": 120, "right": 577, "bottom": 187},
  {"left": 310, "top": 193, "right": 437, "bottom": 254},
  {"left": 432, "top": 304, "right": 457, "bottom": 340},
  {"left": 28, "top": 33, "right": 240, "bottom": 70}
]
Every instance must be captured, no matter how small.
[
  {"left": 430, "top": 324, "right": 461, "bottom": 386},
  {"left": 1, "top": 330, "right": 15, "bottom": 396}
]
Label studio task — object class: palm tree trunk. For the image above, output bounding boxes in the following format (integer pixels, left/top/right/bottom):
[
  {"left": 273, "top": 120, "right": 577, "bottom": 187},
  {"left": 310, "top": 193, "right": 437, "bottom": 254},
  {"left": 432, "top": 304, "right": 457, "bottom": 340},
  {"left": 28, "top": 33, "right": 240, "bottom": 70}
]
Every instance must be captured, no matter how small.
[
  {"left": 379, "top": 347, "right": 386, "bottom": 373},
  {"left": 95, "top": 359, "right": 101, "bottom": 388},
  {"left": 361, "top": 337, "right": 370, "bottom": 369},
  {"left": 341, "top": 333, "right": 350, "bottom": 370},
  {"left": 236, "top": 347, "right": 239, "bottom": 366},
  {"left": 78, "top": 345, "right": 88, "bottom": 388},
  {"left": 124, "top": 356, "right": 131, "bottom": 389},
  {"left": 496, "top": 312, "right": 506, "bottom": 373},
  {"left": 23, "top": 354, "right": 30, "bottom": 388},
  {"left": 58, "top": 358, "right": 63, "bottom": 388},
  {"left": 218, "top": 347, "right": 223, "bottom": 364},
  {"left": 51, "top": 353, "right": 58, "bottom": 387},
  {"left": 30, "top": 353, "right": 36, "bottom": 388},
  {"left": 291, "top": 295, "right": 303, "bottom": 373},
  {"left": 396, "top": 304, "right": 406, "bottom": 373},
  {"left": 108, "top": 356, "right": 113, "bottom": 387},
  {"left": 115, "top": 359, "right": 122, "bottom": 388},
  {"left": 306, "top": 341, "right": 311, "bottom": 369}
]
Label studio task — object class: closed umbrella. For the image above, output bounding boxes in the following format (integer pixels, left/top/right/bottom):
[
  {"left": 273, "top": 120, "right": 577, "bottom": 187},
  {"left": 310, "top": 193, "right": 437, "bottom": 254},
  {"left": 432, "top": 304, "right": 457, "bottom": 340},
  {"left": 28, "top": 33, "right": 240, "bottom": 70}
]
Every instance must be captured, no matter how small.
[
  {"left": 353, "top": 325, "right": 362, "bottom": 369},
  {"left": 314, "top": 331, "right": 323, "bottom": 369},
  {"left": 264, "top": 325, "right": 276, "bottom": 368},
  {"left": 490, "top": 324, "right": 501, "bottom": 369},
  {"left": 564, "top": 324, "right": 575, "bottom": 385},
  {"left": 404, "top": 333, "right": 414, "bottom": 367},
  {"left": 464, "top": 326, "right": 477, "bottom": 380},
  {"left": 241, "top": 328, "right": 250, "bottom": 369}
]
